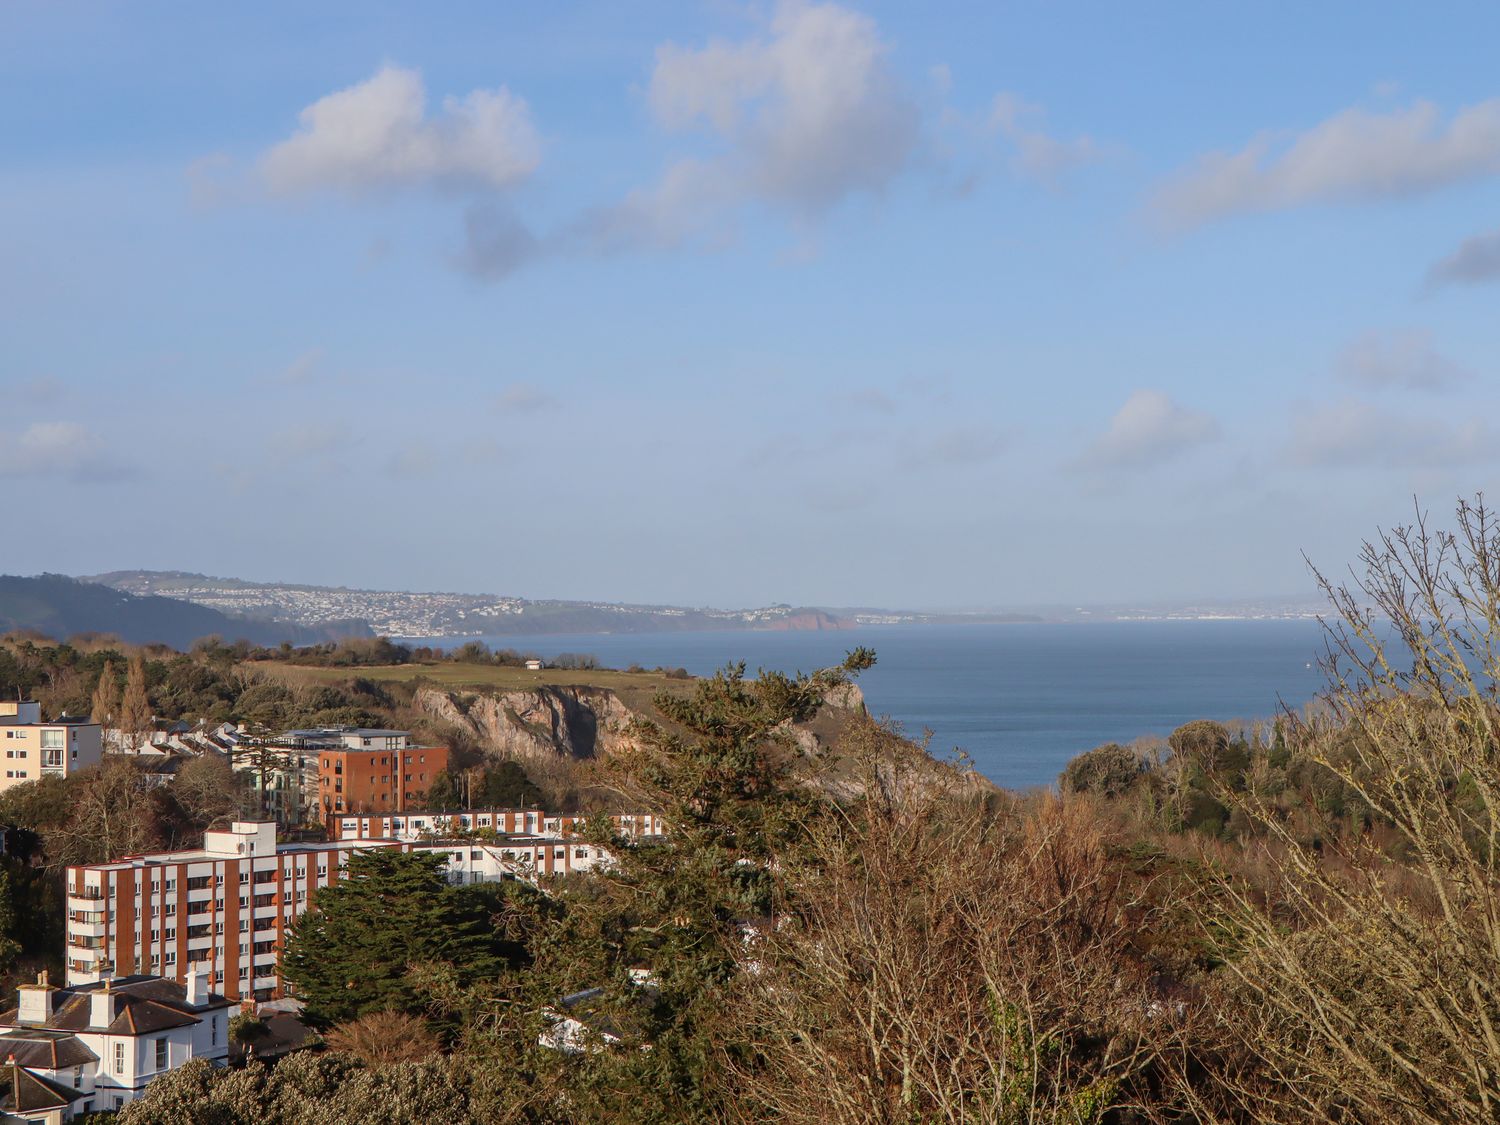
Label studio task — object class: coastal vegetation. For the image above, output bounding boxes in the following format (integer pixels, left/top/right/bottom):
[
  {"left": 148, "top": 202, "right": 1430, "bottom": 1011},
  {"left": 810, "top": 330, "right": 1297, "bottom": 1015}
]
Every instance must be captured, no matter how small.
[{"left": 4, "top": 499, "right": 1500, "bottom": 1120}]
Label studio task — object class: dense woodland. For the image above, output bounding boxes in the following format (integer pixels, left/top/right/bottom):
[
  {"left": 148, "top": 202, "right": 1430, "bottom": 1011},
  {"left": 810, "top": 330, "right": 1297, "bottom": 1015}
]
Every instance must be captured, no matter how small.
[{"left": 6, "top": 501, "right": 1500, "bottom": 1121}]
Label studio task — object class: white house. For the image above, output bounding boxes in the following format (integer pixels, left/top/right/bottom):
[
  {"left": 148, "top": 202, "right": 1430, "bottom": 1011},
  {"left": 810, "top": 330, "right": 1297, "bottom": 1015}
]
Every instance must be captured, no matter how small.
[{"left": 0, "top": 969, "right": 232, "bottom": 1117}]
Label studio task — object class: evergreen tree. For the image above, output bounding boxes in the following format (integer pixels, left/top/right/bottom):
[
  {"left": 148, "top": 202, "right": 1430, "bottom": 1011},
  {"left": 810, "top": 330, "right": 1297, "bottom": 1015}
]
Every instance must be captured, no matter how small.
[
  {"left": 422, "top": 770, "right": 459, "bottom": 811},
  {"left": 280, "top": 849, "right": 511, "bottom": 1028},
  {"left": 477, "top": 761, "right": 542, "bottom": 808}
]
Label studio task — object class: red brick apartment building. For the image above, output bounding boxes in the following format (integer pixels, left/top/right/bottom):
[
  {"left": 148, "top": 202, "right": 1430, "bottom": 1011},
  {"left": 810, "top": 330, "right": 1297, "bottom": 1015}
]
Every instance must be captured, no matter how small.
[{"left": 316, "top": 744, "right": 451, "bottom": 822}]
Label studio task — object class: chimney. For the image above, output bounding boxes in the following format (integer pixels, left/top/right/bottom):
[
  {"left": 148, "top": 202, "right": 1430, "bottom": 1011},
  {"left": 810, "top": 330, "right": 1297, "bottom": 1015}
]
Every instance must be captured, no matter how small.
[
  {"left": 89, "top": 979, "right": 115, "bottom": 1029},
  {"left": 16, "top": 970, "right": 55, "bottom": 1025},
  {"left": 185, "top": 963, "right": 209, "bottom": 1007}
]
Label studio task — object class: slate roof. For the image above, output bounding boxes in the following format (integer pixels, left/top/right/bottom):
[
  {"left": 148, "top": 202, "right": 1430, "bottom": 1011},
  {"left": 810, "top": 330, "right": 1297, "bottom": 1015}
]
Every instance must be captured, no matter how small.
[
  {"left": 0, "top": 975, "right": 231, "bottom": 1037},
  {"left": 0, "top": 1029, "right": 96, "bottom": 1069},
  {"left": 0, "top": 1062, "right": 81, "bottom": 1113}
]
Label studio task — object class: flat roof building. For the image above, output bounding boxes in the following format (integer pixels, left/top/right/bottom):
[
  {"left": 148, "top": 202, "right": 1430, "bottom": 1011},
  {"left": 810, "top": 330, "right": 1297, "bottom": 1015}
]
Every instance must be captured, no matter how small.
[
  {"left": 64, "top": 818, "right": 620, "bottom": 1001},
  {"left": 0, "top": 701, "right": 102, "bottom": 793}
]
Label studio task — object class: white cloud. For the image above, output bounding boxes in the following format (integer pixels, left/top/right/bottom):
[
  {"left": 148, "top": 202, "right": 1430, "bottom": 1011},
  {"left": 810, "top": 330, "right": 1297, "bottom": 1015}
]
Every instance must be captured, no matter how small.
[
  {"left": 1336, "top": 329, "right": 1472, "bottom": 392},
  {"left": 261, "top": 65, "right": 540, "bottom": 196},
  {"left": 990, "top": 92, "right": 1100, "bottom": 184},
  {"left": 583, "top": 1, "right": 921, "bottom": 249},
  {"left": 1426, "top": 226, "right": 1500, "bottom": 288},
  {"left": 0, "top": 422, "right": 128, "bottom": 483},
  {"left": 1154, "top": 98, "right": 1500, "bottom": 227},
  {"left": 1287, "top": 399, "right": 1495, "bottom": 468},
  {"left": 1075, "top": 390, "right": 1220, "bottom": 470}
]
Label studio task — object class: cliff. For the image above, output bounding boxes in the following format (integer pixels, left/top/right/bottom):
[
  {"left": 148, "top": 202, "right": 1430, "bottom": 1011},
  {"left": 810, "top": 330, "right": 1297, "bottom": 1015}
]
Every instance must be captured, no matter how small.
[{"left": 416, "top": 681, "right": 868, "bottom": 765}]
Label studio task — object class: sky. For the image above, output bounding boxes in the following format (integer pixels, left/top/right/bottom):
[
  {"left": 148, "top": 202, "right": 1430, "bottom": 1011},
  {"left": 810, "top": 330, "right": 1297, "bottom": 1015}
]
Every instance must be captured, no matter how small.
[{"left": 3, "top": 1, "right": 1500, "bottom": 610}]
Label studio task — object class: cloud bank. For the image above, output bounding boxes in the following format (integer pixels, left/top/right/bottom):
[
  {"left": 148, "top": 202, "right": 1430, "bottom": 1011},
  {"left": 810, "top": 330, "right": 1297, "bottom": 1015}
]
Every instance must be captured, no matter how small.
[{"left": 1155, "top": 98, "right": 1500, "bottom": 227}]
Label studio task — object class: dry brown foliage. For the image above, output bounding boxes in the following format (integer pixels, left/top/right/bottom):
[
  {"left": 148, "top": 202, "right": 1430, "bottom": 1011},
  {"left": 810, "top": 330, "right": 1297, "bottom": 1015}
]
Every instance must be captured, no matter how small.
[
  {"left": 323, "top": 1010, "right": 442, "bottom": 1069},
  {"left": 725, "top": 727, "right": 1200, "bottom": 1124},
  {"left": 1192, "top": 498, "right": 1500, "bottom": 1123}
]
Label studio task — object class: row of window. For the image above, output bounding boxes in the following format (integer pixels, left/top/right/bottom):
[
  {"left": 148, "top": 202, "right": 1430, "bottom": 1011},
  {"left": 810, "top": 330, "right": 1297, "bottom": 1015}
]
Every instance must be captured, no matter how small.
[{"left": 3, "top": 728, "right": 69, "bottom": 746}]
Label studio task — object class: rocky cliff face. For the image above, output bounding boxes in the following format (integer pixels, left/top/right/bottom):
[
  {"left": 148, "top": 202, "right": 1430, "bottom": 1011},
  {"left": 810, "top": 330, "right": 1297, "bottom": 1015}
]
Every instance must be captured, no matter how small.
[
  {"left": 416, "top": 681, "right": 868, "bottom": 765},
  {"left": 417, "top": 685, "right": 638, "bottom": 764}
]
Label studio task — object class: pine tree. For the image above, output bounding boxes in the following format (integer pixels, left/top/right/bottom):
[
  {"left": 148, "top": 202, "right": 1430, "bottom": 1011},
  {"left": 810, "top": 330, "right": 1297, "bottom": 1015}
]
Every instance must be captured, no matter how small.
[
  {"left": 279, "top": 848, "right": 510, "bottom": 1028},
  {"left": 119, "top": 655, "right": 151, "bottom": 754},
  {"left": 90, "top": 660, "right": 120, "bottom": 749}
]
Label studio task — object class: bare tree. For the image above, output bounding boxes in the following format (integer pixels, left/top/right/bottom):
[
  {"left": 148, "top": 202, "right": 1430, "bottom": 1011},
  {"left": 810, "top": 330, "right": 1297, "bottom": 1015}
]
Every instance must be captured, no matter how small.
[
  {"left": 90, "top": 660, "right": 120, "bottom": 750},
  {"left": 119, "top": 654, "right": 152, "bottom": 755},
  {"left": 728, "top": 721, "right": 1197, "bottom": 1123},
  {"left": 1194, "top": 496, "right": 1500, "bottom": 1123}
]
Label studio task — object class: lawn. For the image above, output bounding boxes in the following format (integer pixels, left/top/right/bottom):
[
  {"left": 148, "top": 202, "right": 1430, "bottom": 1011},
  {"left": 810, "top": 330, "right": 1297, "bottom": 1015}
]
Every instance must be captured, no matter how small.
[{"left": 250, "top": 660, "right": 695, "bottom": 710}]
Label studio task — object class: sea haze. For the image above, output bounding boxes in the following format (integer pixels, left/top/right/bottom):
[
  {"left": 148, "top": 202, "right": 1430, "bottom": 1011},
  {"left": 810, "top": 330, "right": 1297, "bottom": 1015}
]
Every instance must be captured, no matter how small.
[{"left": 414, "top": 620, "right": 1330, "bottom": 790}]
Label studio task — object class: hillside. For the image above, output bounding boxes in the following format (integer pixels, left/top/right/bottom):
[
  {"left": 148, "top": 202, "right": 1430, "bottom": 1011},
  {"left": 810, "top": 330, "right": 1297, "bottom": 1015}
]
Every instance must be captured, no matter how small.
[
  {"left": 0, "top": 574, "right": 371, "bottom": 648},
  {"left": 84, "top": 570, "right": 855, "bottom": 637}
]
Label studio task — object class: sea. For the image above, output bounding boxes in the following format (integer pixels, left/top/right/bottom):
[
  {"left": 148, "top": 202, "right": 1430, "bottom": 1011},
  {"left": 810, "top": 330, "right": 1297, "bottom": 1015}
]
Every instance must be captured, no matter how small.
[{"left": 410, "top": 621, "right": 1330, "bottom": 791}]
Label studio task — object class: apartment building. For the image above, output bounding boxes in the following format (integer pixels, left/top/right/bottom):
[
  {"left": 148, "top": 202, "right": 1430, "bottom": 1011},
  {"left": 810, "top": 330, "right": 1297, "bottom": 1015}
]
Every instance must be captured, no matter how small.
[
  {"left": 316, "top": 743, "right": 450, "bottom": 821},
  {"left": 64, "top": 822, "right": 401, "bottom": 1001},
  {"left": 0, "top": 701, "right": 102, "bottom": 793},
  {"left": 329, "top": 808, "right": 666, "bottom": 843},
  {"left": 0, "top": 969, "right": 231, "bottom": 1116},
  {"left": 63, "top": 817, "right": 620, "bottom": 1001}
]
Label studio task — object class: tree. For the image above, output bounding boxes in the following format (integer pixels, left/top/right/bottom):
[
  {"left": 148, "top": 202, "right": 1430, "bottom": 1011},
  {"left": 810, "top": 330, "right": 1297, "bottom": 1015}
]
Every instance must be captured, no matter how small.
[
  {"left": 509, "top": 650, "right": 877, "bottom": 1119},
  {"left": 170, "top": 754, "right": 255, "bottom": 831},
  {"left": 280, "top": 849, "right": 510, "bottom": 1028},
  {"left": 734, "top": 736, "right": 1190, "bottom": 1123},
  {"left": 1167, "top": 719, "right": 1230, "bottom": 771},
  {"left": 90, "top": 659, "right": 119, "bottom": 747},
  {"left": 324, "top": 1011, "right": 441, "bottom": 1069},
  {"left": 477, "top": 761, "right": 542, "bottom": 808},
  {"left": 120, "top": 653, "right": 152, "bottom": 754},
  {"left": 1059, "top": 742, "right": 1143, "bottom": 797},
  {"left": 1198, "top": 497, "right": 1500, "bottom": 1123},
  {"left": 422, "top": 770, "right": 459, "bottom": 811}
]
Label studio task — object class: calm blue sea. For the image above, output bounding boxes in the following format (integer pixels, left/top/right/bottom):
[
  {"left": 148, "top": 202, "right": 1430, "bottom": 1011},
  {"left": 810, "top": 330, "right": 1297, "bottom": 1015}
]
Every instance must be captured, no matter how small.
[{"left": 411, "top": 622, "right": 1329, "bottom": 791}]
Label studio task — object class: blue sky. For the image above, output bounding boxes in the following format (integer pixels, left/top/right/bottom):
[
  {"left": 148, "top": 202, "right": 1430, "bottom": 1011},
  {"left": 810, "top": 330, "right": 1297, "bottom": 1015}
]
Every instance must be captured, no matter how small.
[{"left": 4, "top": 1, "right": 1499, "bottom": 609}]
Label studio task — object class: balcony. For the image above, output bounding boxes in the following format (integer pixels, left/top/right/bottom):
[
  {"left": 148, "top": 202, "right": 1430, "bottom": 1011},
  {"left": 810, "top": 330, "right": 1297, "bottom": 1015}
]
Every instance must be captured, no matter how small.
[{"left": 67, "top": 889, "right": 104, "bottom": 905}]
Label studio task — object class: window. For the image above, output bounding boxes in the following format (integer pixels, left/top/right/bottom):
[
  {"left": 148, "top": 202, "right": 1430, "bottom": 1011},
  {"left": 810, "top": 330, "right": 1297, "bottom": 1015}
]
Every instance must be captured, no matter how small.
[
  {"left": 113, "top": 1042, "right": 126, "bottom": 1074},
  {"left": 73, "top": 1066, "right": 82, "bottom": 1089},
  {"left": 40, "top": 729, "right": 64, "bottom": 750},
  {"left": 154, "top": 1036, "right": 168, "bottom": 1070},
  {"left": 239, "top": 966, "right": 249, "bottom": 979},
  {"left": 211, "top": 1016, "right": 220, "bottom": 1046},
  {"left": 165, "top": 926, "right": 175, "bottom": 940},
  {"left": 164, "top": 950, "right": 176, "bottom": 965}
]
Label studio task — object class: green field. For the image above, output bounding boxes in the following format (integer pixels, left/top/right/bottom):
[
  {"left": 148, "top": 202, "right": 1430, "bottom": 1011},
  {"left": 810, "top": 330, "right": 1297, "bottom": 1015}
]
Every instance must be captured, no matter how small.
[{"left": 253, "top": 660, "right": 695, "bottom": 710}]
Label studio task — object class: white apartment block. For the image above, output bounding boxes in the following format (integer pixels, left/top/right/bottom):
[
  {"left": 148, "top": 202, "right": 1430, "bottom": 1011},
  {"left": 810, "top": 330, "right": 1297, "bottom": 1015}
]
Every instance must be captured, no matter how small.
[
  {"left": 0, "top": 968, "right": 231, "bottom": 1117},
  {"left": 329, "top": 808, "right": 666, "bottom": 844},
  {"left": 0, "top": 701, "right": 102, "bottom": 793}
]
